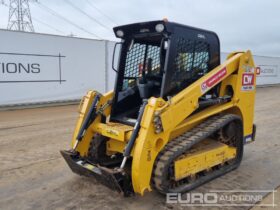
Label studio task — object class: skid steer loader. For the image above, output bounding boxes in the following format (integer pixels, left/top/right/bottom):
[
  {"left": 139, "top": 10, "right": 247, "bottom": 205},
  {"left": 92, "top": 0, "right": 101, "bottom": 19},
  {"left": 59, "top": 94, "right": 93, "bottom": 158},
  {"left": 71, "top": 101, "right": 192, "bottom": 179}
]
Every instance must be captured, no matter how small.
[{"left": 61, "top": 20, "right": 256, "bottom": 196}]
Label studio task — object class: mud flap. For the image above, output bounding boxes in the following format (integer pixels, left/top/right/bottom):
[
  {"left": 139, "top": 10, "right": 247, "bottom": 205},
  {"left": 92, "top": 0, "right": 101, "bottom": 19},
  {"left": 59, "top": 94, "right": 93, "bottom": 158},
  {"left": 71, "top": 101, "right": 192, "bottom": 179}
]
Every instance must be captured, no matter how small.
[{"left": 60, "top": 150, "right": 133, "bottom": 196}]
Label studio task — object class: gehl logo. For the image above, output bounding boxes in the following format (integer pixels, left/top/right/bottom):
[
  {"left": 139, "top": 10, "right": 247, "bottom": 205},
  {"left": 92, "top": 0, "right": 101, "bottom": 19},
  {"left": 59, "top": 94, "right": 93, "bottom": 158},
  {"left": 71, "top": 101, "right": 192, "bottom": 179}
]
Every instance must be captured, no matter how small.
[{"left": 0, "top": 62, "right": 40, "bottom": 74}]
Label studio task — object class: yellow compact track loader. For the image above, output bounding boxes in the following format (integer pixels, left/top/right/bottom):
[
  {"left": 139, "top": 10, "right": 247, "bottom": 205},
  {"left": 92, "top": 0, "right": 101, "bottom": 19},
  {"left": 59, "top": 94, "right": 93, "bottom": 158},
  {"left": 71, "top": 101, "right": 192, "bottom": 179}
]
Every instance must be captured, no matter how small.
[{"left": 61, "top": 20, "right": 256, "bottom": 196}]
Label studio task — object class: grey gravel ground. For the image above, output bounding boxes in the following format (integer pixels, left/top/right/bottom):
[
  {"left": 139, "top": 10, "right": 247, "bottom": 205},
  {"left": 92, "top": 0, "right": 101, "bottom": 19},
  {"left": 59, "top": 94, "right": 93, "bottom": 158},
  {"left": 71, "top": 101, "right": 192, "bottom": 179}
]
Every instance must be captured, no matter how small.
[{"left": 0, "top": 86, "right": 280, "bottom": 210}]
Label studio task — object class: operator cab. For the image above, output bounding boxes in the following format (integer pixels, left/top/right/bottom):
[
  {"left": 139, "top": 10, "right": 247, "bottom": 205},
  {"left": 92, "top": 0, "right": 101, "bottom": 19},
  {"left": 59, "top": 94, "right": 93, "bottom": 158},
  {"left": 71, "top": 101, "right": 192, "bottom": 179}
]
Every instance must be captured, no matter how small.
[{"left": 110, "top": 20, "right": 220, "bottom": 125}]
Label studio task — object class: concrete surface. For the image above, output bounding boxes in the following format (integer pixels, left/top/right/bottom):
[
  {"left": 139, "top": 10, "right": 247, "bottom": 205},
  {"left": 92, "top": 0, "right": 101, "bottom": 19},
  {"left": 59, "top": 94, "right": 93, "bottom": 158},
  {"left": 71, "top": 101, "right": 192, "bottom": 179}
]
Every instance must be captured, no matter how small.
[
  {"left": 251, "top": 186, "right": 279, "bottom": 210},
  {"left": 0, "top": 86, "right": 280, "bottom": 210}
]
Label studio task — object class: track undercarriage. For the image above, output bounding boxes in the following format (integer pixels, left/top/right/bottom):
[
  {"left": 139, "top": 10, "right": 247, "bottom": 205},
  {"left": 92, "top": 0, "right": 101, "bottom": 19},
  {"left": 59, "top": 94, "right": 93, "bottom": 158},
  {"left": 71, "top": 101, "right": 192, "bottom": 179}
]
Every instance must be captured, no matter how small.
[{"left": 153, "top": 114, "right": 243, "bottom": 193}]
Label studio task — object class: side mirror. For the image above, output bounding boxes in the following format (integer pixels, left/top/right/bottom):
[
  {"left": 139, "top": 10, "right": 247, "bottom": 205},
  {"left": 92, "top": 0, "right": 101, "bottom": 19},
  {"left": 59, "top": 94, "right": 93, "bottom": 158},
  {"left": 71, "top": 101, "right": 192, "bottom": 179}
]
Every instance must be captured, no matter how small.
[{"left": 112, "top": 42, "right": 122, "bottom": 73}]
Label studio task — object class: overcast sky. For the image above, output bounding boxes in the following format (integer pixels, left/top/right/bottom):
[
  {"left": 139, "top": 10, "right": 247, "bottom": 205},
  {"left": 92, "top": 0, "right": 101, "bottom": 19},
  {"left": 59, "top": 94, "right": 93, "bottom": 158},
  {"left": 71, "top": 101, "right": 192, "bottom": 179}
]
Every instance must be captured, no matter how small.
[{"left": 0, "top": 0, "right": 279, "bottom": 57}]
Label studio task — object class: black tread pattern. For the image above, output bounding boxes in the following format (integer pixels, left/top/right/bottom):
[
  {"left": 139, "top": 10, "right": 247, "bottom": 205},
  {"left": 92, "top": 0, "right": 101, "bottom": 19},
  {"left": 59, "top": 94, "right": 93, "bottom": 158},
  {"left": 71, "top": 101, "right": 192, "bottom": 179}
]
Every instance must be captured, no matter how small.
[
  {"left": 88, "top": 134, "right": 109, "bottom": 163},
  {"left": 152, "top": 114, "right": 243, "bottom": 194}
]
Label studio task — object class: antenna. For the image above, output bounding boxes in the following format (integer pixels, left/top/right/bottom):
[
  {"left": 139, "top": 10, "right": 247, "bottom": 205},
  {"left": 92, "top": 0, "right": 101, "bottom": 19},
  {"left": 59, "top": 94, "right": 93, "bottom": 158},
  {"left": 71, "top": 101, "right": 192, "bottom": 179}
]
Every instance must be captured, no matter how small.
[{"left": 7, "top": 0, "right": 34, "bottom": 32}]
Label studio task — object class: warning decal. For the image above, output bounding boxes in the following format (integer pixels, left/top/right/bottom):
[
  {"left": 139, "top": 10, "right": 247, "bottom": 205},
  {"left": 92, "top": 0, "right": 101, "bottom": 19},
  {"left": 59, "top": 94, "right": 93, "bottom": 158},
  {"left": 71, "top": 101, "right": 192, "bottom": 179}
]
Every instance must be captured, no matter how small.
[
  {"left": 242, "top": 73, "right": 255, "bottom": 91},
  {"left": 201, "top": 67, "right": 227, "bottom": 93}
]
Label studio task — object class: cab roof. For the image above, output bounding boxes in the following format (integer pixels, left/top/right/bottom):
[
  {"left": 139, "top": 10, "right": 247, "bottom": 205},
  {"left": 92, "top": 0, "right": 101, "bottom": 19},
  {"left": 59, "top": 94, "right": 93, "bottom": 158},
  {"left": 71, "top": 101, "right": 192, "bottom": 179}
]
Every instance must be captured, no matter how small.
[{"left": 113, "top": 20, "right": 219, "bottom": 42}]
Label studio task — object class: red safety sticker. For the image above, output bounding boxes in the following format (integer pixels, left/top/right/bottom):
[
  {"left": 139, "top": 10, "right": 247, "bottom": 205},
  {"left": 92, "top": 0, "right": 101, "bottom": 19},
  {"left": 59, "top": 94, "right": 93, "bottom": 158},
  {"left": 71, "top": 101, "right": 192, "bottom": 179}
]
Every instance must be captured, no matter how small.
[
  {"left": 242, "top": 73, "right": 254, "bottom": 86},
  {"left": 242, "top": 73, "right": 255, "bottom": 91},
  {"left": 256, "top": 67, "right": 261, "bottom": 75},
  {"left": 201, "top": 67, "right": 227, "bottom": 93}
]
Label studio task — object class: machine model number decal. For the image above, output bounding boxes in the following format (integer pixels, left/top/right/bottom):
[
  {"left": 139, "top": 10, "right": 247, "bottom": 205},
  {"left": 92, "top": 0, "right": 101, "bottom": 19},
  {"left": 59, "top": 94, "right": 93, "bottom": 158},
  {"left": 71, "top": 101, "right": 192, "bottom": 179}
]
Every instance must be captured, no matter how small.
[
  {"left": 197, "top": 34, "right": 206, "bottom": 39},
  {"left": 105, "top": 129, "right": 119, "bottom": 136},
  {"left": 241, "top": 73, "right": 255, "bottom": 91},
  {"left": 201, "top": 67, "right": 227, "bottom": 93},
  {"left": 243, "top": 65, "right": 255, "bottom": 73}
]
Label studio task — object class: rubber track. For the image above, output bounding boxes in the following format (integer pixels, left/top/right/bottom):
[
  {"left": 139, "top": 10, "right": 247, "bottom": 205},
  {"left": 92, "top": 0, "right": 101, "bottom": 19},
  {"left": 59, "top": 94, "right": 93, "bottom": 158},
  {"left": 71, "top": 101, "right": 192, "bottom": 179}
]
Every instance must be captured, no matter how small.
[{"left": 152, "top": 114, "right": 242, "bottom": 194}]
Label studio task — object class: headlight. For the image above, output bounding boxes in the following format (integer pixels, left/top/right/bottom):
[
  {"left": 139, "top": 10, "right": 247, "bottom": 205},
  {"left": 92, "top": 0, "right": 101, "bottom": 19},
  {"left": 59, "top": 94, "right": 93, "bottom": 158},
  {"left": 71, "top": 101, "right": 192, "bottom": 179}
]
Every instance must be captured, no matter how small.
[
  {"left": 116, "top": 30, "right": 124, "bottom": 38},
  {"left": 155, "top": 24, "right": 164, "bottom": 32}
]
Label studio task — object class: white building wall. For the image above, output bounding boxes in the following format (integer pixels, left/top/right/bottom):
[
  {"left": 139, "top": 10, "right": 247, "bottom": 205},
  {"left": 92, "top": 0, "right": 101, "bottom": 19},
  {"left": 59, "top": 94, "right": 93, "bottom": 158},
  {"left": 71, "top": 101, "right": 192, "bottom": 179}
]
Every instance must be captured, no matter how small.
[
  {"left": 0, "top": 30, "right": 279, "bottom": 106},
  {"left": 105, "top": 41, "right": 118, "bottom": 91},
  {"left": 0, "top": 29, "right": 108, "bottom": 106}
]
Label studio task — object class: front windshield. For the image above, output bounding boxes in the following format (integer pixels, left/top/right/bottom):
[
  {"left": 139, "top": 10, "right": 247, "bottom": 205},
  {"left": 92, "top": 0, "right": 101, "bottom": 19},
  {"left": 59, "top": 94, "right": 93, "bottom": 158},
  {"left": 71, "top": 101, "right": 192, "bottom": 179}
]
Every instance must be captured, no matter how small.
[{"left": 122, "top": 36, "right": 163, "bottom": 90}]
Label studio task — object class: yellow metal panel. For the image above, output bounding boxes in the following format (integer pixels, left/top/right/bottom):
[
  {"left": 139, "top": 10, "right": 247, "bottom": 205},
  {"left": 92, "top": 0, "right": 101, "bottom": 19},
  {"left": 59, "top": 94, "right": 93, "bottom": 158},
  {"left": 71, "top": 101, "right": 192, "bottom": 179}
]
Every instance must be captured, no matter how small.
[
  {"left": 160, "top": 52, "right": 243, "bottom": 132},
  {"left": 70, "top": 91, "right": 96, "bottom": 153},
  {"left": 72, "top": 90, "right": 114, "bottom": 156},
  {"left": 131, "top": 97, "right": 170, "bottom": 195},
  {"left": 170, "top": 102, "right": 234, "bottom": 140},
  {"left": 174, "top": 140, "right": 236, "bottom": 181},
  {"left": 106, "top": 138, "right": 126, "bottom": 154},
  {"left": 96, "top": 122, "right": 133, "bottom": 141}
]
